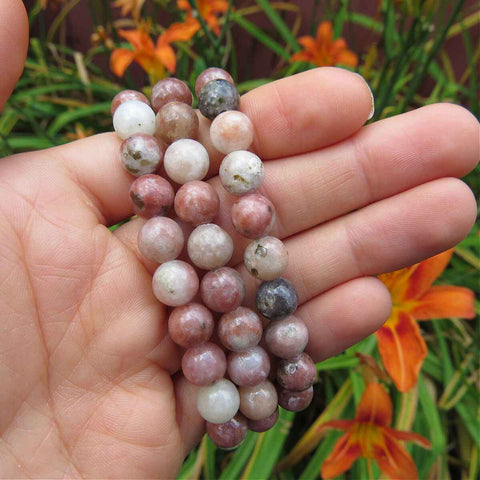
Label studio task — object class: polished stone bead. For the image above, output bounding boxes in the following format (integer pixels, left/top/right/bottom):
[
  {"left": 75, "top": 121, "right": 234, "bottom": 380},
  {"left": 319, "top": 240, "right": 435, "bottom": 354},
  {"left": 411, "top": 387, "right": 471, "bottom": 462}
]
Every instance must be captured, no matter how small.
[
  {"left": 137, "top": 217, "right": 184, "bottom": 264},
  {"left": 218, "top": 307, "right": 262, "bottom": 352},
  {"left": 129, "top": 174, "right": 174, "bottom": 218},
  {"left": 219, "top": 150, "right": 264, "bottom": 196},
  {"left": 227, "top": 346, "right": 270, "bottom": 386},
  {"left": 168, "top": 303, "right": 214, "bottom": 348},
  {"left": 200, "top": 267, "right": 245, "bottom": 313},
  {"left": 164, "top": 139, "right": 209, "bottom": 184},
  {"left": 247, "top": 407, "right": 279, "bottom": 432},
  {"left": 277, "top": 353, "right": 316, "bottom": 392},
  {"left": 155, "top": 101, "right": 199, "bottom": 144},
  {"left": 151, "top": 77, "right": 193, "bottom": 113},
  {"left": 264, "top": 315, "right": 309, "bottom": 359},
  {"left": 231, "top": 193, "right": 275, "bottom": 239},
  {"left": 197, "top": 379, "right": 240, "bottom": 424},
  {"left": 210, "top": 111, "right": 254, "bottom": 154},
  {"left": 195, "top": 67, "right": 234, "bottom": 96},
  {"left": 277, "top": 386, "right": 313, "bottom": 412},
  {"left": 187, "top": 223, "right": 233, "bottom": 270},
  {"left": 206, "top": 413, "right": 248, "bottom": 450},
  {"left": 182, "top": 342, "right": 227, "bottom": 386},
  {"left": 239, "top": 380, "right": 278, "bottom": 421},
  {"left": 174, "top": 181, "right": 219, "bottom": 226},
  {"left": 244, "top": 236, "right": 288, "bottom": 281},
  {"left": 113, "top": 100, "right": 156, "bottom": 139},
  {"left": 198, "top": 79, "right": 240, "bottom": 120},
  {"left": 111, "top": 89, "right": 150, "bottom": 115},
  {"left": 119, "top": 134, "right": 164, "bottom": 177},
  {"left": 152, "top": 260, "right": 199, "bottom": 307},
  {"left": 255, "top": 278, "right": 298, "bottom": 320}
]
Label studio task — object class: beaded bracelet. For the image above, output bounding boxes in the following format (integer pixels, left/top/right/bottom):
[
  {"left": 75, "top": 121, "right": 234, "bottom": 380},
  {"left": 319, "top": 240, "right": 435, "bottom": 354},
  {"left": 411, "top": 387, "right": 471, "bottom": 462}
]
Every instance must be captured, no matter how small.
[{"left": 111, "top": 68, "right": 316, "bottom": 450}]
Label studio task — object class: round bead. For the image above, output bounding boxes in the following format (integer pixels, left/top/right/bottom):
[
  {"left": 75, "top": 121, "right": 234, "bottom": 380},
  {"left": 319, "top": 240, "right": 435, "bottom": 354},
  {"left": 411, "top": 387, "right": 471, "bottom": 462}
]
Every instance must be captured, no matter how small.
[
  {"left": 210, "top": 111, "right": 254, "bottom": 154},
  {"left": 182, "top": 342, "right": 227, "bottom": 386},
  {"left": 255, "top": 278, "right": 298, "bottom": 320},
  {"left": 227, "top": 346, "right": 270, "bottom": 386},
  {"left": 129, "top": 174, "right": 174, "bottom": 218},
  {"left": 187, "top": 223, "right": 233, "bottom": 270},
  {"left": 265, "top": 315, "right": 309, "bottom": 359},
  {"left": 168, "top": 303, "right": 214, "bottom": 348},
  {"left": 151, "top": 77, "right": 193, "bottom": 113},
  {"left": 219, "top": 150, "right": 264, "bottom": 196},
  {"left": 244, "top": 236, "right": 288, "bottom": 281},
  {"left": 138, "top": 217, "right": 184, "bottom": 263},
  {"left": 174, "top": 181, "right": 220, "bottom": 226},
  {"left": 195, "top": 68, "right": 234, "bottom": 96},
  {"left": 278, "top": 386, "right": 314, "bottom": 412},
  {"left": 247, "top": 407, "right": 279, "bottom": 432},
  {"left": 231, "top": 193, "right": 275, "bottom": 239},
  {"left": 206, "top": 414, "right": 248, "bottom": 450},
  {"left": 200, "top": 267, "right": 245, "bottom": 313},
  {"left": 155, "top": 101, "right": 199, "bottom": 144},
  {"left": 218, "top": 307, "right": 262, "bottom": 352},
  {"left": 239, "top": 380, "right": 278, "bottom": 421},
  {"left": 197, "top": 379, "right": 240, "bottom": 424},
  {"left": 113, "top": 100, "right": 156, "bottom": 140},
  {"left": 277, "top": 353, "right": 316, "bottom": 392},
  {"left": 198, "top": 79, "right": 240, "bottom": 120},
  {"left": 164, "top": 139, "right": 209, "bottom": 184},
  {"left": 119, "top": 134, "right": 164, "bottom": 177},
  {"left": 111, "top": 89, "right": 150, "bottom": 115},
  {"left": 152, "top": 260, "right": 199, "bottom": 307}
]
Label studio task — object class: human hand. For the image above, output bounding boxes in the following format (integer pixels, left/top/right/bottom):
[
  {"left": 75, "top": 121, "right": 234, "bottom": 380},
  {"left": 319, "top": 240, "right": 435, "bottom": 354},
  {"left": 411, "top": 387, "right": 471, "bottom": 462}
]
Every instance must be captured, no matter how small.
[{"left": 0, "top": 2, "right": 478, "bottom": 478}]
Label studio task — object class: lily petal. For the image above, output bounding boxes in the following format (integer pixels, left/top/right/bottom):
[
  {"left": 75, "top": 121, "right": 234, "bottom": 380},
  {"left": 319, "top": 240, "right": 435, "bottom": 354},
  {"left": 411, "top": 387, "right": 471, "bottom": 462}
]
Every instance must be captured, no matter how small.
[
  {"left": 155, "top": 43, "right": 176, "bottom": 73},
  {"left": 118, "top": 28, "right": 154, "bottom": 52},
  {"left": 317, "top": 419, "right": 355, "bottom": 433},
  {"left": 316, "top": 21, "right": 333, "bottom": 45},
  {"left": 335, "top": 49, "right": 358, "bottom": 67},
  {"left": 376, "top": 311, "right": 427, "bottom": 392},
  {"left": 355, "top": 382, "right": 393, "bottom": 426},
  {"left": 290, "top": 51, "right": 313, "bottom": 63},
  {"left": 384, "top": 426, "right": 431, "bottom": 449},
  {"left": 321, "top": 431, "right": 361, "bottom": 479},
  {"left": 297, "top": 36, "right": 317, "bottom": 52},
  {"left": 110, "top": 48, "right": 135, "bottom": 77},
  {"left": 160, "top": 16, "right": 200, "bottom": 44},
  {"left": 412, "top": 285, "right": 475, "bottom": 320}
]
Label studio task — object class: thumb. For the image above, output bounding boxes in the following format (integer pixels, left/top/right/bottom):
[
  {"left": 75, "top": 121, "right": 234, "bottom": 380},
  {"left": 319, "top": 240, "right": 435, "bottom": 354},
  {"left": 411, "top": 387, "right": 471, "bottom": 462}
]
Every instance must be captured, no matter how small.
[{"left": 0, "top": 0, "right": 29, "bottom": 111}]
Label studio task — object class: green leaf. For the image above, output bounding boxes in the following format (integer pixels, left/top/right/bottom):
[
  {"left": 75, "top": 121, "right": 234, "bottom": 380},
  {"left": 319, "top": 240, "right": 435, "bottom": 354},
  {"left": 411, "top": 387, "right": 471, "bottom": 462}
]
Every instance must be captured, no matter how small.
[{"left": 218, "top": 431, "right": 258, "bottom": 480}]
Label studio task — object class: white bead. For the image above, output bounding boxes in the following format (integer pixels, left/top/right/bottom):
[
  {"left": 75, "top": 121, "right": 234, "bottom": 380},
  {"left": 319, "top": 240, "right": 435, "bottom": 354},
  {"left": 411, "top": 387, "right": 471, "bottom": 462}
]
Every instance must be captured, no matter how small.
[
  {"left": 219, "top": 150, "right": 264, "bottom": 196},
  {"left": 197, "top": 379, "right": 240, "bottom": 424},
  {"left": 164, "top": 139, "right": 210, "bottom": 184},
  {"left": 187, "top": 223, "right": 233, "bottom": 270},
  {"left": 210, "top": 111, "right": 254, "bottom": 154},
  {"left": 113, "top": 100, "right": 156, "bottom": 139},
  {"left": 244, "top": 236, "right": 288, "bottom": 280}
]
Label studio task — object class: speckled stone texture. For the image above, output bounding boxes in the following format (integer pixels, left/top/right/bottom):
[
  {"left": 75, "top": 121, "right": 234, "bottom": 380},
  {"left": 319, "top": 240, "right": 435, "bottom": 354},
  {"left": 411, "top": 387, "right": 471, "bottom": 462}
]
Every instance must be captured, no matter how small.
[
  {"left": 219, "top": 150, "right": 264, "bottom": 196},
  {"left": 277, "top": 386, "right": 314, "bottom": 412},
  {"left": 247, "top": 407, "right": 279, "bottom": 432},
  {"left": 276, "top": 353, "right": 316, "bottom": 392},
  {"left": 111, "top": 89, "right": 150, "bottom": 115},
  {"left": 255, "top": 278, "right": 298, "bottom": 320},
  {"left": 197, "top": 379, "right": 240, "bottom": 424},
  {"left": 227, "top": 346, "right": 270, "bottom": 386},
  {"left": 129, "top": 174, "right": 174, "bottom": 218},
  {"left": 210, "top": 111, "right": 254, "bottom": 154},
  {"left": 155, "top": 101, "right": 199, "bottom": 144},
  {"left": 198, "top": 79, "right": 240, "bottom": 120},
  {"left": 164, "top": 139, "right": 210, "bottom": 184},
  {"left": 195, "top": 67, "right": 234, "bottom": 96},
  {"left": 206, "top": 414, "right": 248, "bottom": 450},
  {"left": 200, "top": 267, "right": 245, "bottom": 313},
  {"left": 119, "top": 134, "right": 164, "bottom": 177},
  {"left": 151, "top": 77, "right": 193, "bottom": 113},
  {"left": 168, "top": 303, "right": 214, "bottom": 348},
  {"left": 113, "top": 100, "right": 156, "bottom": 140},
  {"left": 174, "top": 181, "right": 219, "bottom": 226},
  {"left": 244, "top": 236, "right": 288, "bottom": 281},
  {"left": 231, "top": 193, "right": 275, "bottom": 239},
  {"left": 181, "top": 342, "right": 227, "bottom": 386},
  {"left": 264, "top": 315, "right": 309, "bottom": 359},
  {"left": 218, "top": 307, "right": 262, "bottom": 352},
  {"left": 239, "top": 380, "right": 278, "bottom": 421}
]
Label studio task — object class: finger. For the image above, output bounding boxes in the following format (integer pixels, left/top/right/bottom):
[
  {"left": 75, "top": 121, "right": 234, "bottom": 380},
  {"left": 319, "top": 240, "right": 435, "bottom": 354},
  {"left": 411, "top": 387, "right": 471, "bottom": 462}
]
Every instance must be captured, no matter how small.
[{"left": 0, "top": 0, "right": 28, "bottom": 110}]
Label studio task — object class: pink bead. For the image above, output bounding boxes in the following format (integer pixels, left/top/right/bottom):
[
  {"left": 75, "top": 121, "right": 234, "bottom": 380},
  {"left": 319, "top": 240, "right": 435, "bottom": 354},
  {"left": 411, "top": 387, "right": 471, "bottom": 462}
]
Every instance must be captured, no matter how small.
[
  {"left": 206, "top": 413, "right": 248, "bottom": 449},
  {"left": 239, "top": 380, "right": 278, "bottom": 421},
  {"left": 218, "top": 307, "right": 262, "bottom": 352},
  {"left": 174, "top": 181, "right": 220, "bottom": 226},
  {"left": 151, "top": 77, "right": 193, "bottom": 113},
  {"left": 247, "top": 407, "right": 278, "bottom": 432},
  {"left": 111, "top": 89, "right": 150, "bottom": 115},
  {"left": 277, "top": 386, "right": 313, "bottom": 412},
  {"left": 277, "top": 353, "right": 316, "bottom": 392},
  {"left": 187, "top": 224, "right": 233, "bottom": 270},
  {"left": 182, "top": 342, "right": 226, "bottom": 386},
  {"left": 195, "top": 67, "right": 234, "bottom": 96},
  {"left": 244, "top": 236, "right": 288, "bottom": 281},
  {"left": 168, "top": 303, "right": 214, "bottom": 348},
  {"left": 155, "top": 101, "right": 199, "bottom": 144},
  {"left": 231, "top": 193, "right": 276, "bottom": 239},
  {"left": 138, "top": 217, "right": 184, "bottom": 263},
  {"left": 119, "top": 134, "right": 164, "bottom": 177},
  {"left": 264, "top": 315, "right": 309, "bottom": 359},
  {"left": 129, "top": 174, "right": 174, "bottom": 218},
  {"left": 210, "top": 111, "right": 254, "bottom": 154},
  {"left": 152, "top": 260, "right": 199, "bottom": 307},
  {"left": 200, "top": 267, "right": 245, "bottom": 313},
  {"left": 227, "top": 346, "right": 270, "bottom": 386}
]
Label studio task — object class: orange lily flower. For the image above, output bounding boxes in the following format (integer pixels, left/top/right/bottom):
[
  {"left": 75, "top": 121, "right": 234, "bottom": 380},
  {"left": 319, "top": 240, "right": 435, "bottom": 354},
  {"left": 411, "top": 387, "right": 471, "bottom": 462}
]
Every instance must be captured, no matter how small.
[
  {"left": 319, "top": 382, "right": 430, "bottom": 479},
  {"left": 290, "top": 21, "right": 358, "bottom": 68},
  {"left": 177, "top": 0, "right": 229, "bottom": 36},
  {"left": 113, "top": 0, "right": 145, "bottom": 20},
  {"left": 377, "top": 249, "right": 475, "bottom": 392},
  {"left": 110, "top": 20, "right": 199, "bottom": 82}
]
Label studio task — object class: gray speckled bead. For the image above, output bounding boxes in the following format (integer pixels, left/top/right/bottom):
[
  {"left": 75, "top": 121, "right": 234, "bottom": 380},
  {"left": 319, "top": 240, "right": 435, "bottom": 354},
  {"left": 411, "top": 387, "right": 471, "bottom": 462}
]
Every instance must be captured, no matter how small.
[
  {"left": 138, "top": 217, "right": 184, "bottom": 263},
  {"left": 277, "top": 353, "right": 316, "bottom": 392},
  {"left": 264, "top": 315, "right": 309, "bottom": 359},
  {"left": 219, "top": 150, "right": 264, "bottom": 196},
  {"left": 255, "top": 278, "right": 298, "bottom": 320},
  {"left": 198, "top": 79, "right": 240, "bottom": 120},
  {"left": 244, "top": 236, "right": 288, "bottom": 280},
  {"left": 187, "top": 223, "right": 233, "bottom": 270},
  {"left": 119, "top": 134, "right": 164, "bottom": 177}
]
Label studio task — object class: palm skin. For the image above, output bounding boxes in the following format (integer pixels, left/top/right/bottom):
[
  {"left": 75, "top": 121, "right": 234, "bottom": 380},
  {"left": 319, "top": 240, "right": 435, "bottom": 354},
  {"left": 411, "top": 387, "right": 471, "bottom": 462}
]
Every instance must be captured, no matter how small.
[{"left": 0, "top": 2, "right": 478, "bottom": 479}]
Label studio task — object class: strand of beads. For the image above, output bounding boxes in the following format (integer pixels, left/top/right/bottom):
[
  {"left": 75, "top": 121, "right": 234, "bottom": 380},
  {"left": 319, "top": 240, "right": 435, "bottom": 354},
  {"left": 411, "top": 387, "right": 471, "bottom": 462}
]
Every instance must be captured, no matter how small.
[{"left": 111, "top": 68, "right": 315, "bottom": 451}]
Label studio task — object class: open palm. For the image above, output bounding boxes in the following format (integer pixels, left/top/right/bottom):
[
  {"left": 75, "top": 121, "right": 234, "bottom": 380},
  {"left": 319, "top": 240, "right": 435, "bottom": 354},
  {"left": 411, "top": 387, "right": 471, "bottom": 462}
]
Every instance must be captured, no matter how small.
[{"left": 0, "top": 2, "right": 478, "bottom": 478}]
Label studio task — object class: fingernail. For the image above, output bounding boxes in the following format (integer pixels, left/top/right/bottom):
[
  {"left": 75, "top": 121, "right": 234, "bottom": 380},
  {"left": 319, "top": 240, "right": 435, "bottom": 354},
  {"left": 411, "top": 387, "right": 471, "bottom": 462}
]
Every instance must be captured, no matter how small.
[{"left": 366, "top": 82, "right": 375, "bottom": 120}]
